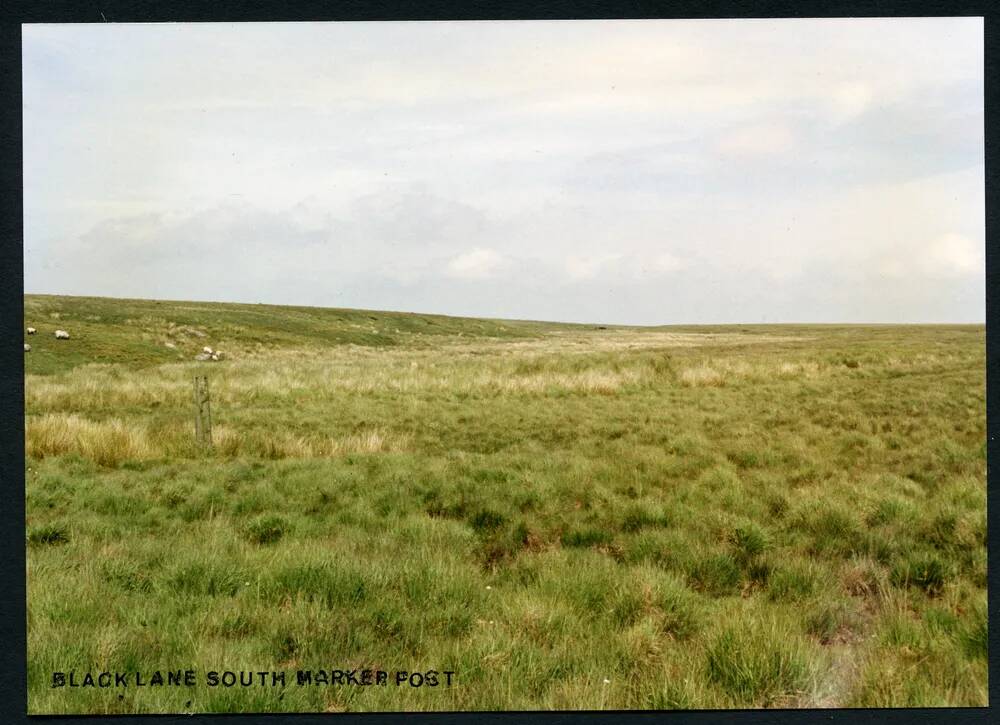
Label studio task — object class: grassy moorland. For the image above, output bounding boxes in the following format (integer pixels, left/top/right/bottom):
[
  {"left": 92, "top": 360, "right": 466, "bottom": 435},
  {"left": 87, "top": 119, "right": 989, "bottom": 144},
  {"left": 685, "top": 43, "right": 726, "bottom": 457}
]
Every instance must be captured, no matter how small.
[{"left": 24, "top": 294, "right": 986, "bottom": 713}]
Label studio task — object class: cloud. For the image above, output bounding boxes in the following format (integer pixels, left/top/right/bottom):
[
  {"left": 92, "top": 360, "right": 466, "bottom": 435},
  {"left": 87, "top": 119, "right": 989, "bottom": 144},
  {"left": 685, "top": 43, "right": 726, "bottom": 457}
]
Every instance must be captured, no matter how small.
[
  {"left": 714, "top": 123, "right": 796, "bottom": 157},
  {"left": 829, "top": 81, "right": 874, "bottom": 124},
  {"left": 649, "top": 252, "right": 686, "bottom": 274},
  {"left": 920, "top": 233, "right": 984, "bottom": 277},
  {"left": 445, "top": 248, "right": 508, "bottom": 280},
  {"left": 565, "top": 254, "right": 624, "bottom": 281},
  {"left": 562, "top": 251, "right": 689, "bottom": 284}
]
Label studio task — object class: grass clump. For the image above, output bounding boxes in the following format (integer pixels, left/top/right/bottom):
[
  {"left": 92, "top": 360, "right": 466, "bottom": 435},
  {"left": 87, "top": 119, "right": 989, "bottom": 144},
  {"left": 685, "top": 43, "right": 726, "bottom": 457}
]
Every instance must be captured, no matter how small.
[
  {"left": 839, "top": 557, "right": 889, "bottom": 599},
  {"left": 918, "top": 511, "right": 959, "bottom": 550},
  {"left": 767, "top": 563, "right": 818, "bottom": 602},
  {"left": 865, "top": 497, "right": 911, "bottom": 528},
  {"left": 27, "top": 523, "right": 70, "bottom": 546},
  {"left": 244, "top": 515, "right": 289, "bottom": 545},
  {"left": 26, "top": 414, "right": 153, "bottom": 468},
  {"left": 890, "top": 554, "right": 949, "bottom": 596},
  {"left": 804, "top": 600, "right": 859, "bottom": 644},
  {"left": 792, "top": 504, "right": 861, "bottom": 558},
  {"left": 269, "top": 564, "right": 368, "bottom": 607},
  {"left": 729, "top": 523, "right": 768, "bottom": 562},
  {"left": 620, "top": 502, "right": 671, "bottom": 532},
  {"left": 100, "top": 561, "right": 154, "bottom": 593},
  {"left": 959, "top": 606, "right": 987, "bottom": 660},
  {"left": 468, "top": 508, "right": 506, "bottom": 533},
  {"left": 705, "top": 619, "right": 811, "bottom": 705},
  {"left": 654, "top": 575, "right": 703, "bottom": 639},
  {"left": 687, "top": 553, "right": 742, "bottom": 597},
  {"left": 166, "top": 561, "right": 246, "bottom": 597},
  {"left": 561, "top": 527, "right": 613, "bottom": 548}
]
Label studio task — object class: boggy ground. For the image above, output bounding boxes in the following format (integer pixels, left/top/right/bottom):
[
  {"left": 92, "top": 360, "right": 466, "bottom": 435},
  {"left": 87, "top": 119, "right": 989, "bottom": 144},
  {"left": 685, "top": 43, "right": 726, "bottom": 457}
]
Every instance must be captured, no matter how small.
[{"left": 24, "top": 295, "right": 986, "bottom": 713}]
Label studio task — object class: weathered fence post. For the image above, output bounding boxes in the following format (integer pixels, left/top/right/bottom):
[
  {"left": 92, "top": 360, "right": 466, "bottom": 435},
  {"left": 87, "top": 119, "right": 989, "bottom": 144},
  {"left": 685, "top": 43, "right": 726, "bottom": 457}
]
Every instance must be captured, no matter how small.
[{"left": 193, "top": 375, "right": 212, "bottom": 446}]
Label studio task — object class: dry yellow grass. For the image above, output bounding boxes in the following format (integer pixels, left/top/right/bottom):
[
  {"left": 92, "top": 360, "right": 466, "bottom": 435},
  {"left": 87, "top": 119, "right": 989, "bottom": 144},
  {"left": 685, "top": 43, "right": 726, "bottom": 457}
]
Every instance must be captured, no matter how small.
[
  {"left": 25, "top": 414, "right": 154, "bottom": 467},
  {"left": 679, "top": 366, "right": 728, "bottom": 387},
  {"left": 26, "top": 413, "right": 409, "bottom": 464},
  {"left": 679, "top": 359, "right": 828, "bottom": 387},
  {"left": 25, "top": 351, "right": 653, "bottom": 410}
]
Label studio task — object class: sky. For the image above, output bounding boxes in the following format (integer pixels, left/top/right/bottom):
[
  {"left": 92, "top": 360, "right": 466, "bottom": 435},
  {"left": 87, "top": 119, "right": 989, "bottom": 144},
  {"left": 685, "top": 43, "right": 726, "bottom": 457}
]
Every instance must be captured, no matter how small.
[{"left": 22, "top": 18, "right": 984, "bottom": 325}]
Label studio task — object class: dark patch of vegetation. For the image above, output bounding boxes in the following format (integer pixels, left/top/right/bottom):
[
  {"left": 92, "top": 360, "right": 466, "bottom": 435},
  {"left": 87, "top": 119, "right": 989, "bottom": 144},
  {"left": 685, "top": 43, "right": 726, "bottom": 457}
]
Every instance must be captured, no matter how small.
[
  {"left": 891, "top": 554, "right": 949, "bottom": 596},
  {"left": 28, "top": 524, "right": 69, "bottom": 546},
  {"left": 469, "top": 508, "right": 506, "bottom": 533},
  {"left": 244, "top": 515, "right": 288, "bottom": 545},
  {"left": 687, "top": 554, "right": 742, "bottom": 596},
  {"left": 561, "top": 527, "right": 613, "bottom": 548}
]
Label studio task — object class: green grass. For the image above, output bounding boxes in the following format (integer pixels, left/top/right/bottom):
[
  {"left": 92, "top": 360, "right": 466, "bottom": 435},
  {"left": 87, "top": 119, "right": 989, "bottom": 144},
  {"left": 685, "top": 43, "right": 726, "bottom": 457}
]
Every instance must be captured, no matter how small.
[{"left": 23, "top": 294, "right": 986, "bottom": 712}]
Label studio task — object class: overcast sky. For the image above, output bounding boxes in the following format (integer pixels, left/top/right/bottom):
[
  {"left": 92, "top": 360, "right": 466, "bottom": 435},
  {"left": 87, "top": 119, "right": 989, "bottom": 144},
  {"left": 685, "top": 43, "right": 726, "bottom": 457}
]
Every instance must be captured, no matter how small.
[{"left": 23, "top": 19, "right": 984, "bottom": 324}]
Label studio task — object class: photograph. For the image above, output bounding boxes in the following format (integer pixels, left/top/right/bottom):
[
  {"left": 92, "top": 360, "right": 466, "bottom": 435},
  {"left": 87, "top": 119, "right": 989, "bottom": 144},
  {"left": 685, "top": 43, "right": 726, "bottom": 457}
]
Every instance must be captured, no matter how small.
[{"left": 21, "top": 17, "right": 986, "bottom": 714}]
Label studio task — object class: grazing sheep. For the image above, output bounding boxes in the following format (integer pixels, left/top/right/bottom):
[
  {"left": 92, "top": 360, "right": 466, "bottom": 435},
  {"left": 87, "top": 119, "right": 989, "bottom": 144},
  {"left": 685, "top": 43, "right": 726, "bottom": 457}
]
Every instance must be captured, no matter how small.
[
  {"left": 26, "top": 327, "right": 36, "bottom": 335},
  {"left": 203, "top": 346, "right": 213, "bottom": 355},
  {"left": 210, "top": 353, "right": 219, "bottom": 361},
  {"left": 23, "top": 343, "right": 30, "bottom": 352},
  {"left": 54, "top": 330, "right": 70, "bottom": 339}
]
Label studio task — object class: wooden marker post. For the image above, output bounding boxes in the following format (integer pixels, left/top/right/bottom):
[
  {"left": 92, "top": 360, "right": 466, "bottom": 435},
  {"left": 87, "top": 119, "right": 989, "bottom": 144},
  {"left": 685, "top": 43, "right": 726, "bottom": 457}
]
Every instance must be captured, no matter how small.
[{"left": 193, "top": 375, "right": 213, "bottom": 446}]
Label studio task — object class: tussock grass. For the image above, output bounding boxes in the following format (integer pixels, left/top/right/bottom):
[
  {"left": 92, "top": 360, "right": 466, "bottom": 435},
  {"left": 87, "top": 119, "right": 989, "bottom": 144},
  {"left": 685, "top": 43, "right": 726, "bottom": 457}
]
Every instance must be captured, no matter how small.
[
  {"left": 27, "top": 523, "right": 70, "bottom": 546},
  {"left": 26, "top": 414, "right": 407, "bottom": 465},
  {"left": 26, "top": 414, "right": 153, "bottom": 467},
  {"left": 680, "top": 365, "right": 728, "bottom": 387},
  {"left": 679, "top": 358, "right": 827, "bottom": 387},
  {"left": 23, "top": 296, "right": 986, "bottom": 712},
  {"left": 705, "top": 617, "right": 814, "bottom": 705}
]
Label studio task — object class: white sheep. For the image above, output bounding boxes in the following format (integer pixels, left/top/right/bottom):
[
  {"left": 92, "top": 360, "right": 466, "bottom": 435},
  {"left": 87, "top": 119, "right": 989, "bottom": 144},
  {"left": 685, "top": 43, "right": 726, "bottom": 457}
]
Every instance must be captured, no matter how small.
[
  {"left": 23, "top": 343, "right": 31, "bottom": 352},
  {"left": 26, "top": 327, "right": 36, "bottom": 335},
  {"left": 203, "top": 346, "right": 213, "bottom": 354},
  {"left": 54, "top": 330, "right": 70, "bottom": 339}
]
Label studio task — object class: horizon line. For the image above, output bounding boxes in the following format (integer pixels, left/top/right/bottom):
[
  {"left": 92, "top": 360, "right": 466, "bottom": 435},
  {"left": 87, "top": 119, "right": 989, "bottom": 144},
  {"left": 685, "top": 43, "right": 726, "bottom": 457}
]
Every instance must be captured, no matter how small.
[{"left": 22, "top": 291, "right": 986, "bottom": 328}]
